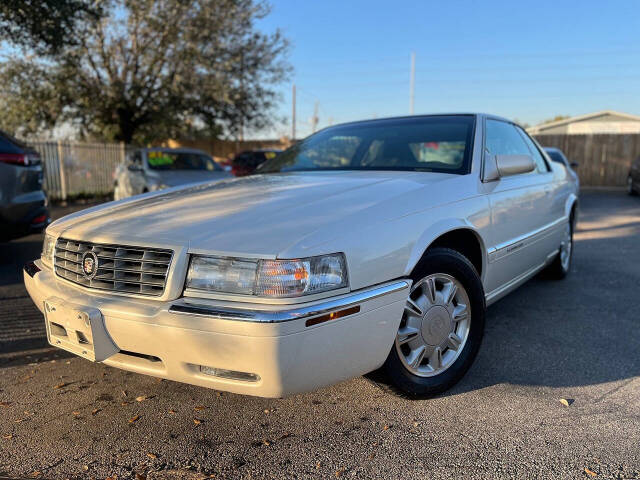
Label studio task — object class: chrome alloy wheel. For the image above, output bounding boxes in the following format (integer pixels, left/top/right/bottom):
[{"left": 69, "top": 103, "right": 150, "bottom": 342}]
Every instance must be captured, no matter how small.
[
  {"left": 560, "top": 222, "right": 572, "bottom": 272},
  {"left": 395, "top": 273, "right": 471, "bottom": 377}
]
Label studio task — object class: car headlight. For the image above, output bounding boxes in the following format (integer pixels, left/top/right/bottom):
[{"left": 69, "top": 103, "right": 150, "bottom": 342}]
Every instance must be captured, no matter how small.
[
  {"left": 186, "top": 253, "right": 348, "bottom": 297},
  {"left": 41, "top": 233, "right": 56, "bottom": 268}
]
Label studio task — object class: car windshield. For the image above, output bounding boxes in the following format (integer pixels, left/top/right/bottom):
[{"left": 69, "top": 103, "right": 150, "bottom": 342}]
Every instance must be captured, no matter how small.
[
  {"left": 146, "top": 151, "right": 221, "bottom": 171},
  {"left": 259, "top": 116, "right": 475, "bottom": 174}
]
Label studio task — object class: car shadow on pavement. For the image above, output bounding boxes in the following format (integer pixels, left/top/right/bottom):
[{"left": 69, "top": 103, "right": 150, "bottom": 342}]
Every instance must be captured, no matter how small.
[{"left": 0, "top": 239, "right": 42, "bottom": 287}]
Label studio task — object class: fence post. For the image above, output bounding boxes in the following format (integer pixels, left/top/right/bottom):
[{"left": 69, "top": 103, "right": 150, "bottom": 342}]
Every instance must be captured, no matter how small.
[
  {"left": 57, "top": 141, "right": 68, "bottom": 201},
  {"left": 119, "top": 141, "right": 126, "bottom": 164}
]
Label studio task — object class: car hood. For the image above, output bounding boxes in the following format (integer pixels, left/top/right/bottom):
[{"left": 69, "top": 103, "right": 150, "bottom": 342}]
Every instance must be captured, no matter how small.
[
  {"left": 50, "top": 171, "right": 462, "bottom": 257},
  {"left": 148, "top": 169, "right": 231, "bottom": 187}
]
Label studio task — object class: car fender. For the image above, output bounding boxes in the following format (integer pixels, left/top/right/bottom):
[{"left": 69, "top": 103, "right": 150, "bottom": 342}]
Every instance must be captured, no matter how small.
[
  {"left": 404, "top": 217, "right": 488, "bottom": 281},
  {"left": 565, "top": 192, "right": 578, "bottom": 223}
]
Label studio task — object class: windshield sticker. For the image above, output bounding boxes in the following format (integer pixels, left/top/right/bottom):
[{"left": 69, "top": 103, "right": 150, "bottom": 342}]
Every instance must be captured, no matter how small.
[{"left": 147, "top": 151, "right": 175, "bottom": 166}]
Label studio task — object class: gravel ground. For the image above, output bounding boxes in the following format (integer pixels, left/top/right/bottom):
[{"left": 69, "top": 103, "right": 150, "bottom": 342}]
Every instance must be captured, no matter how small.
[{"left": 0, "top": 190, "right": 639, "bottom": 480}]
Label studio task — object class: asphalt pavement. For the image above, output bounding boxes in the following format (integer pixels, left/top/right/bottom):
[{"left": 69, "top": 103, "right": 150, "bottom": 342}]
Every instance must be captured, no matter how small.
[{"left": 0, "top": 190, "right": 639, "bottom": 479}]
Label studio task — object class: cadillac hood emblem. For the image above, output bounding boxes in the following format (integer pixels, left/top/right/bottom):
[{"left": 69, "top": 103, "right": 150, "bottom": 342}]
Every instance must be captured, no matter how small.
[{"left": 81, "top": 251, "right": 99, "bottom": 280}]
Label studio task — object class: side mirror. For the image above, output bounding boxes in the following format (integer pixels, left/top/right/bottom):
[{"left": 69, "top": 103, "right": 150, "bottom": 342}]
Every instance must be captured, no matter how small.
[
  {"left": 569, "top": 162, "right": 579, "bottom": 169},
  {"left": 127, "top": 164, "right": 143, "bottom": 172},
  {"left": 495, "top": 154, "right": 535, "bottom": 177}
]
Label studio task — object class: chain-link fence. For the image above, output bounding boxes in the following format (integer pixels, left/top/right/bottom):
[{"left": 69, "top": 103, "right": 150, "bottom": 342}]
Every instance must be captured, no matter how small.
[{"left": 28, "top": 141, "right": 126, "bottom": 201}]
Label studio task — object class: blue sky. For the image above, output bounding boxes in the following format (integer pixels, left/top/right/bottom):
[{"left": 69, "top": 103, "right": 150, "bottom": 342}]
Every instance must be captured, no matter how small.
[{"left": 258, "top": 0, "right": 640, "bottom": 138}]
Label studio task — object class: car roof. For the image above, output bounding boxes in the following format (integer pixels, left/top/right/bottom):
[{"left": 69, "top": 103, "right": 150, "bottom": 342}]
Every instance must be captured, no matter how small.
[
  {"left": 0, "top": 129, "right": 37, "bottom": 154},
  {"left": 321, "top": 113, "right": 516, "bottom": 131},
  {"left": 141, "top": 147, "right": 209, "bottom": 155}
]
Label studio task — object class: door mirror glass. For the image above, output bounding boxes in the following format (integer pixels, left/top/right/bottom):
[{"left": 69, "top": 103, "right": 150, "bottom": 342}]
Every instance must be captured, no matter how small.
[
  {"left": 570, "top": 162, "right": 579, "bottom": 169},
  {"left": 127, "top": 163, "right": 143, "bottom": 172},
  {"left": 495, "top": 154, "right": 535, "bottom": 177}
]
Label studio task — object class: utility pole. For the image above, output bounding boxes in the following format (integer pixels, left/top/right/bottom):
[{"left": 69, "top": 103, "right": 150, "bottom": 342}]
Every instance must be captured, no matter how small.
[
  {"left": 291, "top": 84, "right": 296, "bottom": 140},
  {"left": 311, "top": 101, "right": 319, "bottom": 133},
  {"left": 409, "top": 51, "right": 416, "bottom": 115}
]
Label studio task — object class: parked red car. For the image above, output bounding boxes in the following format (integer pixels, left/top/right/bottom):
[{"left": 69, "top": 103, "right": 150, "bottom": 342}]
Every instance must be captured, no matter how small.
[{"left": 231, "top": 149, "right": 281, "bottom": 176}]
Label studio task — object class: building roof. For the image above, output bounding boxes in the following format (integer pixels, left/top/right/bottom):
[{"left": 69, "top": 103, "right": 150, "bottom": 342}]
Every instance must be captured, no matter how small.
[{"left": 529, "top": 110, "right": 640, "bottom": 134}]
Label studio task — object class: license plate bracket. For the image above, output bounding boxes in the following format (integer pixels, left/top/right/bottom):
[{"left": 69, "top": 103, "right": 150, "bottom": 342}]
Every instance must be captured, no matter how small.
[{"left": 44, "top": 297, "right": 118, "bottom": 362}]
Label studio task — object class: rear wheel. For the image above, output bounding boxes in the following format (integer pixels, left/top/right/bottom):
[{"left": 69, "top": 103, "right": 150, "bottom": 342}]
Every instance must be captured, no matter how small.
[
  {"left": 382, "top": 248, "right": 485, "bottom": 397},
  {"left": 628, "top": 176, "right": 637, "bottom": 196},
  {"left": 546, "top": 217, "right": 573, "bottom": 279}
]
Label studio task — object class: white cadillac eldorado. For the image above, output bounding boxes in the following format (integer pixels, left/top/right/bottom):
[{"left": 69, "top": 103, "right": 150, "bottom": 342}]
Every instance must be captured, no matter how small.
[{"left": 24, "top": 114, "right": 578, "bottom": 398}]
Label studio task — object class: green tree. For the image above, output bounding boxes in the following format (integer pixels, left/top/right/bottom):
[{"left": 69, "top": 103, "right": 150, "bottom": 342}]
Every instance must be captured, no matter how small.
[
  {"left": 0, "top": 0, "right": 104, "bottom": 54},
  {"left": 0, "top": 0, "right": 290, "bottom": 144}
]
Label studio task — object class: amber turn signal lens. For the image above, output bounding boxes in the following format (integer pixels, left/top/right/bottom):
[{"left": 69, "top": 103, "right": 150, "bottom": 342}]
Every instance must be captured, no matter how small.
[{"left": 305, "top": 306, "right": 360, "bottom": 327}]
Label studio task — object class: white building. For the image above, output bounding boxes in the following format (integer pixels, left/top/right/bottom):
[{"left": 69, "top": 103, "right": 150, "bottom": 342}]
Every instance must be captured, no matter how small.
[{"left": 528, "top": 110, "right": 640, "bottom": 135}]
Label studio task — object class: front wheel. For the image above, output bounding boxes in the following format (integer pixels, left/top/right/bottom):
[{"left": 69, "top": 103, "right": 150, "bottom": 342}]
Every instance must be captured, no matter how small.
[{"left": 382, "top": 248, "right": 485, "bottom": 398}]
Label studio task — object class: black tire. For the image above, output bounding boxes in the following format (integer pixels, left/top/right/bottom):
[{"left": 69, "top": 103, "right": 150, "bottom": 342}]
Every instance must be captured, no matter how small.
[
  {"left": 628, "top": 176, "right": 638, "bottom": 196},
  {"left": 546, "top": 216, "right": 574, "bottom": 280},
  {"left": 381, "top": 248, "right": 485, "bottom": 398}
]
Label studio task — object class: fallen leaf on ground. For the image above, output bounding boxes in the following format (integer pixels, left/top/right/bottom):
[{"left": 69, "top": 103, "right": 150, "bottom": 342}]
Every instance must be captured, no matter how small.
[
  {"left": 122, "top": 390, "right": 127, "bottom": 397},
  {"left": 146, "top": 453, "right": 157, "bottom": 459},
  {"left": 262, "top": 439, "right": 271, "bottom": 446},
  {"left": 3, "top": 434, "right": 13, "bottom": 439},
  {"left": 91, "top": 408, "right": 101, "bottom": 416},
  {"left": 335, "top": 468, "right": 346, "bottom": 477},
  {"left": 83, "top": 465, "right": 89, "bottom": 471},
  {"left": 194, "top": 405, "right": 206, "bottom": 411},
  {"left": 168, "top": 409, "right": 177, "bottom": 414},
  {"left": 121, "top": 401, "right": 130, "bottom": 406},
  {"left": 135, "top": 473, "right": 146, "bottom": 480},
  {"left": 53, "top": 383, "right": 68, "bottom": 389},
  {"left": 129, "top": 415, "right": 140, "bottom": 424},
  {"left": 30, "top": 471, "right": 41, "bottom": 477},
  {"left": 413, "top": 421, "right": 420, "bottom": 427},
  {"left": 263, "top": 409, "right": 270, "bottom": 414},
  {"left": 72, "top": 411, "right": 81, "bottom": 416},
  {"left": 0, "top": 402, "right": 11, "bottom": 407},
  {"left": 559, "top": 398, "right": 574, "bottom": 407},
  {"left": 383, "top": 424, "right": 390, "bottom": 430},
  {"left": 584, "top": 467, "right": 597, "bottom": 477},
  {"left": 135, "top": 396, "right": 147, "bottom": 402},
  {"left": 193, "top": 418, "right": 202, "bottom": 425}
]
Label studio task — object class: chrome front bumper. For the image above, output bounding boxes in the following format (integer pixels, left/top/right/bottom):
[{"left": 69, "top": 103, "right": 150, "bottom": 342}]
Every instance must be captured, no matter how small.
[{"left": 24, "top": 260, "right": 410, "bottom": 397}]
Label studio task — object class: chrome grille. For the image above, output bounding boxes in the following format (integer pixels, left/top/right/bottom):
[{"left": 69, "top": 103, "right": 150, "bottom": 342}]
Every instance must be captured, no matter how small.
[{"left": 54, "top": 238, "right": 173, "bottom": 296}]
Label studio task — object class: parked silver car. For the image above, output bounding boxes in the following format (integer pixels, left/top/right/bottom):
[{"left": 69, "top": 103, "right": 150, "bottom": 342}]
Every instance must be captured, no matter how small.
[
  {"left": 0, "top": 130, "right": 50, "bottom": 241},
  {"left": 113, "top": 148, "right": 231, "bottom": 200},
  {"left": 544, "top": 147, "right": 580, "bottom": 186}
]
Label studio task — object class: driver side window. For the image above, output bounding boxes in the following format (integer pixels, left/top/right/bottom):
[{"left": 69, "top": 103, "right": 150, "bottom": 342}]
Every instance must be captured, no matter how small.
[
  {"left": 516, "top": 127, "right": 549, "bottom": 173},
  {"left": 485, "top": 120, "right": 531, "bottom": 158}
]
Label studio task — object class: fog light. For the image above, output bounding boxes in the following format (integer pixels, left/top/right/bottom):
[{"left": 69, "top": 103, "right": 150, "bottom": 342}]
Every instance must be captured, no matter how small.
[{"left": 199, "top": 365, "right": 260, "bottom": 382}]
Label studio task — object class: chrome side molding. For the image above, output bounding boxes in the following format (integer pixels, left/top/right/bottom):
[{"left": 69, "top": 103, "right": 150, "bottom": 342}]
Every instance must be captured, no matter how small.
[{"left": 168, "top": 280, "right": 410, "bottom": 323}]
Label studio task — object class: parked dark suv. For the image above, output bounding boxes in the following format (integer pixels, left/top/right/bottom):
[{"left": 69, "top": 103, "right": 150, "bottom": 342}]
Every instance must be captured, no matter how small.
[
  {"left": 628, "top": 155, "right": 640, "bottom": 196},
  {"left": 0, "top": 130, "right": 50, "bottom": 241}
]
